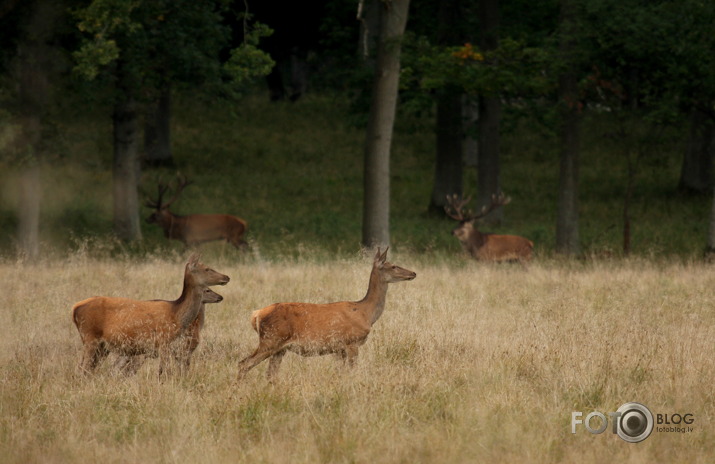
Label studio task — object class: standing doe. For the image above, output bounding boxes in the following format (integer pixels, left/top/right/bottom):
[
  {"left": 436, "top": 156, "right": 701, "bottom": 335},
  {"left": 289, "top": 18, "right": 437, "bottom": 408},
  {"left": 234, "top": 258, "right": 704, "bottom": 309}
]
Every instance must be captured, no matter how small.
[
  {"left": 71, "top": 254, "right": 229, "bottom": 376},
  {"left": 446, "top": 193, "right": 533, "bottom": 263},
  {"left": 146, "top": 176, "right": 248, "bottom": 249},
  {"left": 236, "top": 248, "right": 416, "bottom": 381}
]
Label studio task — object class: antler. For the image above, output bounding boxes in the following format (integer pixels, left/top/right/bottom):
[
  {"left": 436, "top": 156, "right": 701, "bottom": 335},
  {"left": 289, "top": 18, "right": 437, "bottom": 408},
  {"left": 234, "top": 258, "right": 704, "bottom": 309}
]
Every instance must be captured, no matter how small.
[
  {"left": 445, "top": 194, "right": 473, "bottom": 221},
  {"left": 145, "top": 175, "right": 193, "bottom": 210},
  {"left": 473, "top": 192, "right": 511, "bottom": 220},
  {"left": 145, "top": 182, "right": 170, "bottom": 209},
  {"left": 445, "top": 192, "right": 512, "bottom": 222},
  {"left": 162, "top": 174, "right": 193, "bottom": 209}
]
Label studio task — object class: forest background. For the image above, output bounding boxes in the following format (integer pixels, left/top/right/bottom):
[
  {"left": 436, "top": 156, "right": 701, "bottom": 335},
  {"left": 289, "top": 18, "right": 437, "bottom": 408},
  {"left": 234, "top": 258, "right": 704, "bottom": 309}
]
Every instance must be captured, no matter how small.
[{"left": 0, "top": 0, "right": 714, "bottom": 260}]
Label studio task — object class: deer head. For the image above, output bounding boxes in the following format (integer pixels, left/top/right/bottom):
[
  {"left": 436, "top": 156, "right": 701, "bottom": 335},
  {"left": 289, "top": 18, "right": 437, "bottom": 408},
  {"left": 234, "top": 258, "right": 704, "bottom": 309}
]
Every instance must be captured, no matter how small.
[
  {"left": 374, "top": 247, "right": 416, "bottom": 283},
  {"left": 445, "top": 192, "right": 511, "bottom": 240},
  {"left": 145, "top": 175, "right": 192, "bottom": 225}
]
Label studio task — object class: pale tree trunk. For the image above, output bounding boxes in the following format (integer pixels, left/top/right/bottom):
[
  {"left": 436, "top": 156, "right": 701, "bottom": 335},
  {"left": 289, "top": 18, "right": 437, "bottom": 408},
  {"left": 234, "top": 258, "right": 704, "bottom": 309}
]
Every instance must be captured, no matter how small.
[
  {"left": 113, "top": 88, "right": 143, "bottom": 242},
  {"left": 678, "top": 108, "right": 714, "bottom": 194},
  {"left": 144, "top": 86, "right": 174, "bottom": 167},
  {"left": 555, "top": 0, "right": 580, "bottom": 256},
  {"left": 361, "top": 0, "right": 410, "bottom": 249},
  {"left": 476, "top": 0, "right": 502, "bottom": 224},
  {"left": 11, "top": 0, "right": 62, "bottom": 259},
  {"left": 428, "top": 0, "right": 465, "bottom": 215},
  {"left": 357, "top": 0, "right": 381, "bottom": 63},
  {"left": 18, "top": 163, "right": 41, "bottom": 259}
]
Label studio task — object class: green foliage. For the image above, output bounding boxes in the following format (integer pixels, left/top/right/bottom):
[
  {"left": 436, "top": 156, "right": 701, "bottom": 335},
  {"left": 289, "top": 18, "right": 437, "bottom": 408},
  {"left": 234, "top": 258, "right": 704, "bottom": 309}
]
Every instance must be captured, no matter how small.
[
  {"left": 223, "top": 22, "right": 275, "bottom": 95},
  {"left": 401, "top": 34, "right": 552, "bottom": 108},
  {"left": 71, "top": 0, "right": 274, "bottom": 98}
]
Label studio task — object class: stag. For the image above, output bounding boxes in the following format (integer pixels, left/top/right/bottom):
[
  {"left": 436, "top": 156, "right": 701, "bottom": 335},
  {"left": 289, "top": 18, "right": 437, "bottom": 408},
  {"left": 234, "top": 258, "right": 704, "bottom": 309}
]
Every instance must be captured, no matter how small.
[
  {"left": 236, "top": 248, "right": 416, "bottom": 381},
  {"left": 71, "top": 254, "right": 229, "bottom": 376},
  {"left": 445, "top": 193, "right": 533, "bottom": 263},
  {"left": 146, "top": 176, "right": 248, "bottom": 249}
]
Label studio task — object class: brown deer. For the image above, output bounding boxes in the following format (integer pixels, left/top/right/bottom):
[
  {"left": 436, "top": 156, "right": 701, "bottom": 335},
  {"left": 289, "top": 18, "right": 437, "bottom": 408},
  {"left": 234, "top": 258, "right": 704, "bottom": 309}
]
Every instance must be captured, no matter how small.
[
  {"left": 236, "top": 248, "right": 416, "bottom": 381},
  {"left": 146, "top": 176, "right": 248, "bottom": 249},
  {"left": 71, "top": 254, "right": 230, "bottom": 376},
  {"left": 113, "top": 292, "right": 224, "bottom": 376},
  {"left": 445, "top": 193, "right": 533, "bottom": 263}
]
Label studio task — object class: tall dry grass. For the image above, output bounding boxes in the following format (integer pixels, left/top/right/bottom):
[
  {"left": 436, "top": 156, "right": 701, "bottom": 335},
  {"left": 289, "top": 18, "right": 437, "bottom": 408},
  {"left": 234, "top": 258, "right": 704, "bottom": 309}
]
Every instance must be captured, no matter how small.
[{"left": 1, "top": 253, "right": 713, "bottom": 463}]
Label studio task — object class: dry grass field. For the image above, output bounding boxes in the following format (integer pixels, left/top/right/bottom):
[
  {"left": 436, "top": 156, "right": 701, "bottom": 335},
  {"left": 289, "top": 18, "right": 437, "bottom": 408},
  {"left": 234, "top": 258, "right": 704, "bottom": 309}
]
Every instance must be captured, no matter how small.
[{"left": 1, "top": 252, "right": 713, "bottom": 463}]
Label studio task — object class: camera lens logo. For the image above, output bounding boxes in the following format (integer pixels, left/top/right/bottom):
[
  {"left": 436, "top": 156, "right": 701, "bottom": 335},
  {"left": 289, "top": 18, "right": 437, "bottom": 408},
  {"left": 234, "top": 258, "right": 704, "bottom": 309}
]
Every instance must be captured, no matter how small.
[
  {"left": 614, "top": 402, "right": 654, "bottom": 443},
  {"left": 571, "top": 402, "right": 654, "bottom": 443}
]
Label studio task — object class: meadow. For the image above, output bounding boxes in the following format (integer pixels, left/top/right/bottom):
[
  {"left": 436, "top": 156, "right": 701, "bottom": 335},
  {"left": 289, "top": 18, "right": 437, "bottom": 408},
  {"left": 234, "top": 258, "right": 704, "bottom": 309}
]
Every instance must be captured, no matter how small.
[
  {"left": 0, "top": 91, "right": 713, "bottom": 462},
  {"left": 1, "top": 252, "right": 713, "bottom": 463}
]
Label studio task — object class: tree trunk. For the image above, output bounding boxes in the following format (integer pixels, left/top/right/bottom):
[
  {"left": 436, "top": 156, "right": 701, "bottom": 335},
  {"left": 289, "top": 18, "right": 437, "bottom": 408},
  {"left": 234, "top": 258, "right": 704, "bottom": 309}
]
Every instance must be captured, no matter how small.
[
  {"left": 11, "top": 0, "right": 62, "bottom": 259},
  {"left": 428, "top": 0, "right": 466, "bottom": 215},
  {"left": 429, "top": 88, "right": 464, "bottom": 215},
  {"left": 678, "top": 108, "right": 714, "bottom": 194},
  {"left": 361, "top": 0, "right": 410, "bottom": 249},
  {"left": 357, "top": 0, "right": 381, "bottom": 62},
  {"left": 708, "top": 186, "right": 715, "bottom": 254},
  {"left": 477, "top": 95, "right": 502, "bottom": 223},
  {"left": 18, "top": 163, "right": 41, "bottom": 259},
  {"left": 113, "top": 92, "right": 143, "bottom": 242},
  {"left": 144, "top": 86, "right": 174, "bottom": 167},
  {"left": 476, "top": 0, "right": 502, "bottom": 224},
  {"left": 555, "top": 0, "right": 580, "bottom": 256}
]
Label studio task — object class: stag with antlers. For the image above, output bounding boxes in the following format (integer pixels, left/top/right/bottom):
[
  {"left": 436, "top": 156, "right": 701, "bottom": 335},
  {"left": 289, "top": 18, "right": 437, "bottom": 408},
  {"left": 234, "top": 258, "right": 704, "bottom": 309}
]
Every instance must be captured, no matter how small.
[
  {"left": 445, "top": 192, "right": 533, "bottom": 263},
  {"left": 146, "top": 176, "right": 248, "bottom": 249}
]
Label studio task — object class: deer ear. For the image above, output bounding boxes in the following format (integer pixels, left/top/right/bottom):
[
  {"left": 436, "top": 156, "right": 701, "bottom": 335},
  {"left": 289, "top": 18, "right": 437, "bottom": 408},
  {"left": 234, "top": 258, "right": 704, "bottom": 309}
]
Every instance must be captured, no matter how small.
[
  {"left": 378, "top": 247, "right": 389, "bottom": 263},
  {"left": 187, "top": 253, "right": 201, "bottom": 267}
]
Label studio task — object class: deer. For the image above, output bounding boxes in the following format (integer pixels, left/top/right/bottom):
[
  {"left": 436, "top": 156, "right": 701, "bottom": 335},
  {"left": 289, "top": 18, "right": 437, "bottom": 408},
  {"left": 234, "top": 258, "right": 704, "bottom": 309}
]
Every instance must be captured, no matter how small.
[
  {"left": 445, "top": 192, "right": 534, "bottom": 263},
  {"left": 71, "top": 254, "right": 230, "bottom": 376},
  {"left": 112, "top": 290, "right": 224, "bottom": 376},
  {"left": 145, "top": 176, "right": 248, "bottom": 249},
  {"left": 236, "top": 248, "right": 416, "bottom": 382}
]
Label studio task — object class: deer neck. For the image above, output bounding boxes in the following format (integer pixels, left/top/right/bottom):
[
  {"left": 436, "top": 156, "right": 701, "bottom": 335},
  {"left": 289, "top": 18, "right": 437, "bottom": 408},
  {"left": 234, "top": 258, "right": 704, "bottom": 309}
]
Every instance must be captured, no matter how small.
[
  {"left": 174, "top": 275, "right": 203, "bottom": 330},
  {"left": 168, "top": 214, "right": 185, "bottom": 238},
  {"left": 358, "top": 267, "right": 389, "bottom": 326},
  {"left": 470, "top": 228, "right": 487, "bottom": 249}
]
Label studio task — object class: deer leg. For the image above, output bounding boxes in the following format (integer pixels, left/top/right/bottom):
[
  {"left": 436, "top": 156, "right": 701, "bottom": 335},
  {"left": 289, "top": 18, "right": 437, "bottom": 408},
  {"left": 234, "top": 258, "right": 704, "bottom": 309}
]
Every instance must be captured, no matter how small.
[
  {"left": 80, "top": 339, "right": 107, "bottom": 373},
  {"left": 115, "top": 355, "right": 144, "bottom": 376},
  {"left": 158, "top": 347, "right": 177, "bottom": 379},
  {"left": 237, "top": 342, "right": 284, "bottom": 381},
  {"left": 266, "top": 349, "right": 287, "bottom": 381},
  {"left": 344, "top": 345, "right": 359, "bottom": 368}
]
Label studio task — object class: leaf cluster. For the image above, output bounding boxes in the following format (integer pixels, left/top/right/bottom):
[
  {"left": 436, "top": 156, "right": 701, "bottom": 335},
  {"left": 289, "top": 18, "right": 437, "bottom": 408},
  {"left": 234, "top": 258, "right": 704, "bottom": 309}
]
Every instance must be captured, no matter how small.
[
  {"left": 401, "top": 34, "right": 552, "bottom": 100},
  {"left": 71, "top": 0, "right": 274, "bottom": 100}
]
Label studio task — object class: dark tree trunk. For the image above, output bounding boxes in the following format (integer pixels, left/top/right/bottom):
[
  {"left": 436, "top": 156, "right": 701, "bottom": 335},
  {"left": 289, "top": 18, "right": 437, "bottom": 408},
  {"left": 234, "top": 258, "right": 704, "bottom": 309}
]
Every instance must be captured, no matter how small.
[
  {"left": 708, "top": 186, "right": 715, "bottom": 254},
  {"left": 429, "top": 90, "right": 464, "bottom": 215},
  {"left": 477, "top": 95, "right": 502, "bottom": 223},
  {"left": 144, "top": 86, "right": 174, "bottom": 168},
  {"left": 678, "top": 108, "right": 714, "bottom": 194},
  {"left": 476, "top": 0, "right": 502, "bottom": 224},
  {"left": 555, "top": 0, "right": 580, "bottom": 256},
  {"left": 113, "top": 89, "right": 142, "bottom": 242},
  {"left": 428, "top": 0, "right": 466, "bottom": 215},
  {"left": 362, "top": 0, "right": 410, "bottom": 249}
]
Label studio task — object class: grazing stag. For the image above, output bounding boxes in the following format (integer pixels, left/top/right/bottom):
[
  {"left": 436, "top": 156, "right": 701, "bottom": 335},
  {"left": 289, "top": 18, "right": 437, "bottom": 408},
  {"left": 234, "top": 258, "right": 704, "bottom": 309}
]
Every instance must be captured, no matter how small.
[
  {"left": 236, "top": 248, "right": 416, "bottom": 381},
  {"left": 146, "top": 176, "right": 248, "bottom": 249},
  {"left": 71, "top": 254, "right": 229, "bottom": 376},
  {"left": 445, "top": 193, "right": 533, "bottom": 263}
]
